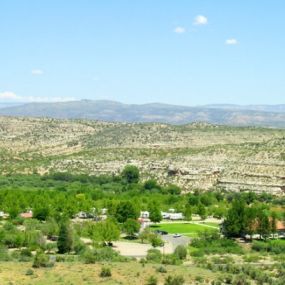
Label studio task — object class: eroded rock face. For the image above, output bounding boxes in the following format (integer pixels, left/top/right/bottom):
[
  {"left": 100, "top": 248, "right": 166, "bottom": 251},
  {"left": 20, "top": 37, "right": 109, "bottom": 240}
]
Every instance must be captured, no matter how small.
[{"left": 0, "top": 116, "right": 285, "bottom": 194}]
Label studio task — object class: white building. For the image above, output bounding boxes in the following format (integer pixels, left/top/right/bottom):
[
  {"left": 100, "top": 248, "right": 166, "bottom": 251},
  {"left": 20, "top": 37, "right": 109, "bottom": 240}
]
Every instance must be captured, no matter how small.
[
  {"left": 140, "top": 211, "right": 150, "bottom": 219},
  {"left": 169, "top": 213, "right": 184, "bottom": 220}
]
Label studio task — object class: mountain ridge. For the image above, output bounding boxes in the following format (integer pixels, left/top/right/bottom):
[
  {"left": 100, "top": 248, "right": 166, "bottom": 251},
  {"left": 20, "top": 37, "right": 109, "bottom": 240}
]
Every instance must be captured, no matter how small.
[{"left": 0, "top": 100, "right": 284, "bottom": 127}]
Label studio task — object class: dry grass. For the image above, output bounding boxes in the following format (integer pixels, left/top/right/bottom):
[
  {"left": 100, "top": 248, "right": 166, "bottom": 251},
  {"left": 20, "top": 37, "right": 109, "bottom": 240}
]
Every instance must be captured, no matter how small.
[{"left": 0, "top": 261, "right": 218, "bottom": 285}]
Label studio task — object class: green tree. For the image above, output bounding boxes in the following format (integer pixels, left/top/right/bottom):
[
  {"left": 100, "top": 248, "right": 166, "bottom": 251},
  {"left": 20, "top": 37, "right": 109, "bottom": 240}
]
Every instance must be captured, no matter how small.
[
  {"left": 197, "top": 203, "right": 207, "bottom": 220},
  {"left": 270, "top": 211, "right": 278, "bottom": 236},
  {"left": 149, "top": 204, "right": 162, "bottom": 223},
  {"left": 115, "top": 201, "right": 139, "bottom": 223},
  {"left": 57, "top": 221, "right": 73, "bottom": 254},
  {"left": 257, "top": 210, "right": 270, "bottom": 240},
  {"left": 123, "top": 218, "right": 140, "bottom": 237},
  {"left": 121, "top": 165, "right": 140, "bottom": 184},
  {"left": 183, "top": 204, "right": 192, "bottom": 221},
  {"left": 223, "top": 198, "right": 246, "bottom": 238},
  {"left": 244, "top": 207, "right": 258, "bottom": 240},
  {"left": 94, "top": 219, "right": 120, "bottom": 244}
]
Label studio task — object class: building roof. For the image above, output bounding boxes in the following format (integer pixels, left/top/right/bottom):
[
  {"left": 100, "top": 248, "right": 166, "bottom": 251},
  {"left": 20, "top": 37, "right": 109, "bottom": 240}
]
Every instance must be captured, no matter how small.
[{"left": 20, "top": 212, "right": 33, "bottom": 219}]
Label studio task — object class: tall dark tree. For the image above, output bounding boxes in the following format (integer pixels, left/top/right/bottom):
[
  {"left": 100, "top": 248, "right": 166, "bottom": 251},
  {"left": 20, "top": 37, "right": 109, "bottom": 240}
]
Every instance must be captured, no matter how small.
[
  {"left": 197, "top": 203, "right": 207, "bottom": 220},
  {"left": 57, "top": 220, "right": 73, "bottom": 254}
]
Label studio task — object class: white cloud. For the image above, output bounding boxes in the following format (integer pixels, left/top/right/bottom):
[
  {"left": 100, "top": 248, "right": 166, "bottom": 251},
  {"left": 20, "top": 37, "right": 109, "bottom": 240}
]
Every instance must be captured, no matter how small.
[
  {"left": 174, "top": 26, "right": 186, "bottom": 34},
  {"left": 0, "top": 91, "right": 21, "bottom": 100},
  {"left": 225, "top": 38, "right": 238, "bottom": 45},
  {"left": 194, "top": 15, "right": 208, "bottom": 26},
  {"left": 0, "top": 91, "right": 75, "bottom": 102},
  {"left": 31, "top": 69, "right": 44, "bottom": 75}
]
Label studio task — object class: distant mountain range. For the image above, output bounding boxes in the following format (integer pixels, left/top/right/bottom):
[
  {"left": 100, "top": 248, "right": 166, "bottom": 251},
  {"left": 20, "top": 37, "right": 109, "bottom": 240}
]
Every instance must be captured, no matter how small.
[{"left": 0, "top": 100, "right": 285, "bottom": 127}]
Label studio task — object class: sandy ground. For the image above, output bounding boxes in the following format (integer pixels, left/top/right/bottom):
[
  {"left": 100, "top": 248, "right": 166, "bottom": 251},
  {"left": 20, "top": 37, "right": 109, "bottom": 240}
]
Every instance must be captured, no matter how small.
[{"left": 113, "top": 241, "right": 173, "bottom": 257}]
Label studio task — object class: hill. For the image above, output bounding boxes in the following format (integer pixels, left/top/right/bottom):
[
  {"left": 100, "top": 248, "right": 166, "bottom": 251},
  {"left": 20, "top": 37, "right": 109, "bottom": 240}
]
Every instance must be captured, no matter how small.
[
  {"left": 0, "top": 116, "right": 284, "bottom": 194},
  {"left": 0, "top": 100, "right": 285, "bottom": 127}
]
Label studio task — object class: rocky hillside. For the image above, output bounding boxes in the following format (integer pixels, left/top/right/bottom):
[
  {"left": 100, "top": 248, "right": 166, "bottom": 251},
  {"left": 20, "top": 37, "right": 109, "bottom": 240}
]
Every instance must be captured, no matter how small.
[
  {"left": 1, "top": 100, "right": 285, "bottom": 127},
  {"left": 0, "top": 116, "right": 284, "bottom": 194}
]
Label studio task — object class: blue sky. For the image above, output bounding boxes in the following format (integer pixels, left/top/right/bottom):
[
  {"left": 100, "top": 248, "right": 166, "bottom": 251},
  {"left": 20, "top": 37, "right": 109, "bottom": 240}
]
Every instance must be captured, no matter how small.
[{"left": 0, "top": 0, "right": 284, "bottom": 105}]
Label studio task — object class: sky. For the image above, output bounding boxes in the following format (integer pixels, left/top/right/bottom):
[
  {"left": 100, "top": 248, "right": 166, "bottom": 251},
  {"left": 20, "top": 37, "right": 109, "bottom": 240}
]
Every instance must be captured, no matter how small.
[{"left": 0, "top": 0, "right": 285, "bottom": 106}]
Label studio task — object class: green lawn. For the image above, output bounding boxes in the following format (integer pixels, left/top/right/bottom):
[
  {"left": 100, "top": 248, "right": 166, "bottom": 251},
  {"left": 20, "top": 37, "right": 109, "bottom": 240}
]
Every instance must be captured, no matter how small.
[
  {"left": 198, "top": 222, "right": 220, "bottom": 228},
  {"left": 151, "top": 222, "right": 218, "bottom": 237}
]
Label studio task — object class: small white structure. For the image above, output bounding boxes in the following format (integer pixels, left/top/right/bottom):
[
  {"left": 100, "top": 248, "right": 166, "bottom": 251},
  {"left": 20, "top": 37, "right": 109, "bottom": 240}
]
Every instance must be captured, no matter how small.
[
  {"left": 140, "top": 211, "right": 150, "bottom": 219},
  {"left": 161, "top": 211, "right": 184, "bottom": 220},
  {"left": 161, "top": 212, "right": 170, "bottom": 219},
  {"left": 169, "top": 213, "right": 184, "bottom": 220},
  {"left": 0, "top": 211, "right": 8, "bottom": 219},
  {"left": 75, "top": 211, "right": 88, "bottom": 219},
  {"left": 101, "top": 208, "right": 108, "bottom": 215}
]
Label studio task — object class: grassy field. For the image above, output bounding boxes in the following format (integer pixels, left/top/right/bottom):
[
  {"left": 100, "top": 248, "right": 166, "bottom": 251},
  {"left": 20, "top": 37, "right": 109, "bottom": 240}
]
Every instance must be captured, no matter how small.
[
  {"left": 0, "top": 261, "right": 218, "bottom": 285},
  {"left": 151, "top": 222, "right": 218, "bottom": 237}
]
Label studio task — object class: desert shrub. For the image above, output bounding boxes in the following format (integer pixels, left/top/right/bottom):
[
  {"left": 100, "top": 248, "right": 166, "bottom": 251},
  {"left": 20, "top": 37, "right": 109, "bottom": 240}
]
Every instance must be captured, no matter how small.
[
  {"left": 146, "top": 248, "right": 162, "bottom": 263},
  {"left": 243, "top": 254, "right": 260, "bottom": 263},
  {"left": 32, "top": 251, "right": 52, "bottom": 268},
  {"left": 191, "top": 231, "right": 243, "bottom": 256},
  {"left": 174, "top": 245, "right": 187, "bottom": 260},
  {"left": 100, "top": 267, "right": 112, "bottom": 277},
  {"left": 252, "top": 240, "right": 285, "bottom": 254},
  {"left": 232, "top": 274, "right": 250, "bottom": 285},
  {"left": 149, "top": 234, "right": 164, "bottom": 248},
  {"left": 25, "top": 268, "right": 34, "bottom": 276},
  {"left": 0, "top": 245, "right": 11, "bottom": 261},
  {"left": 164, "top": 275, "right": 185, "bottom": 285},
  {"left": 82, "top": 249, "right": 97, "bottom": 264},
  {"left": 162, "top": 254, "right": 182, "bottom": 265},
  {"left": 24, "top": 230, "right": 45, "bottom": 250},
  {"left": 73, "top": 235, "right": 86, "bottom": 254},
  {"left": 195, "top": 276, "right": 204, "bottom": 283},
  {"left": 156, "top": 265, "right": 167, "bottom": 273},
  {"left": 82, "top": 247, "right": 127, "bottom": 264},
  {"left": 2, "top": 231, "right": 25, "bottom": 248},
  {"left": 146, "top": 275, "right": 157, "bottom": 285}
]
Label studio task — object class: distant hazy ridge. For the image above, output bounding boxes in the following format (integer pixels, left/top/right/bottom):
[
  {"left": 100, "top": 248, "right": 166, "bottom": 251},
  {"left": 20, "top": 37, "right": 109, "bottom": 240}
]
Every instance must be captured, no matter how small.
[{"left": 0, "top": 100, "right": 285, "bottom": 127}]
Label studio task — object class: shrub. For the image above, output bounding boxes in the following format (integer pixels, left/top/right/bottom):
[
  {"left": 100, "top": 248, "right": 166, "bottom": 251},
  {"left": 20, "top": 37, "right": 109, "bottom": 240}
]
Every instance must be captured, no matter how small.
[
  {"left": 0, "top": 246, "right": 10, "bottom": 261},
  {"left": 19, "top": 248, "right": 33, "bottom": 262},
  {"left": 252, "top": 240, "right": 285, "bottom": 254},
  {"left": 162, "top": 254, "right": 182, "bottom": 265},
  {"left": 195, "top": 276, "right": 204, "bottom": 283},
  {"left": 191, "top": 231, "right": 243, "bottom": 255},
  {"left": 156, "top": 266, "right": 167, "bottom": 273},
  {"left": 146, "top": 249, "right": 162, "bottom": 263},
  {"left": 164, "top": 275, "right": 185, "bottom": 285},
  {"left": 149, "top": 234, "right": 164, "bottom": 248},
  {"left": 146, "top": 275, "right": 157, "bottom": 285},
  {"left": 174, "top": 245, "right": 187, "bottom": 260},
  {"left": 32, "top": 251, "right": 51, "bottom": 268},
  {"left": 82, "top": 249, "right": 97, "bottom": 264},
  {"left": 25, "top": 268, "right": 34, "bottom": 276},
  {"left": 82, "top": 247, "right": 126, "bottom": 264},
  {"left": 100, "top": 267, "right": 112, "bottom": 277}
]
